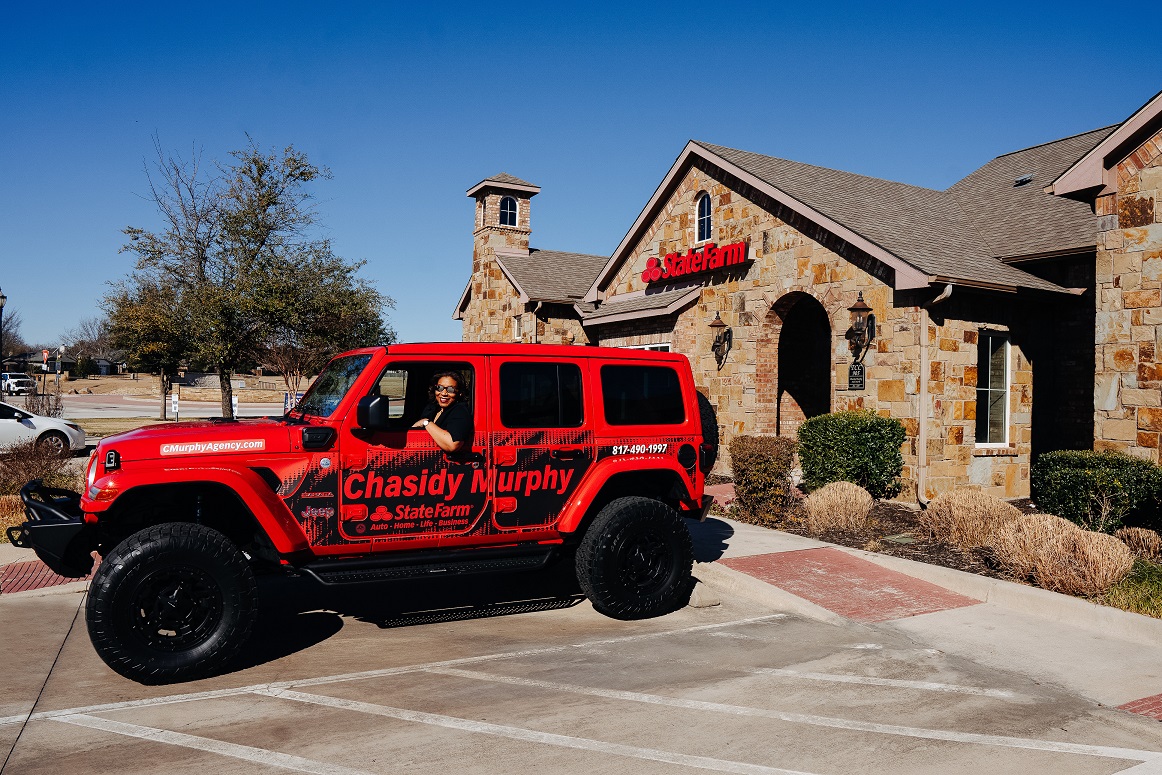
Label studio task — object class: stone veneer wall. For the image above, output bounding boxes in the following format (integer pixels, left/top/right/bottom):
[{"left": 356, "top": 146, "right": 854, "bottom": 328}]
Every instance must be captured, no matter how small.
[
  {"left": 591, "top": 163, "right": 1035, "bottom": 498},
  {"left": 1093, "top": 127, "right": 1162, "bottom": 461},
  {"left": 461, "top": 191, "right": 532, "bottom": 342}
]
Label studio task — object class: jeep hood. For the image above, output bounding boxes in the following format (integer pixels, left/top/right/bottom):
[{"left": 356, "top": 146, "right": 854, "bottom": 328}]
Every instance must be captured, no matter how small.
[{"left": 97, "top": 418, "right": 297, "bottom": 462}]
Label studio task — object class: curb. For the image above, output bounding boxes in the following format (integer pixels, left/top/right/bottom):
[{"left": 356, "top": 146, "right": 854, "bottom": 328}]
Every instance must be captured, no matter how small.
[
  {"left": 1, "top": 580, "right": 89, "bottom": 599},
  {"left": 833, "top": 546, "right": 1162, "bottom": 648},
  {"left": 694, "top": 561, "right": 846, "bottom": 626}
]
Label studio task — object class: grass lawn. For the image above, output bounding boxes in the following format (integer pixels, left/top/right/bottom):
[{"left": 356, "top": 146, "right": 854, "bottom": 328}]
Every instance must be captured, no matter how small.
[
  {"left": 71, "top": 417, "right": 169, "bottom": 438},
  {"left": 1103, "top": 560, "right": 1162, "bottom": 619}
]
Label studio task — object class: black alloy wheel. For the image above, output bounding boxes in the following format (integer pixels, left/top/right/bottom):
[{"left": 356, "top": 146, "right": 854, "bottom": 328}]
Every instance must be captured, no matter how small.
[
  {"left": 86, "top": 522, "right": 257, "bottom": 684},
  {"left": 575, "top": 496, "right": 693, "bottom": 620}
]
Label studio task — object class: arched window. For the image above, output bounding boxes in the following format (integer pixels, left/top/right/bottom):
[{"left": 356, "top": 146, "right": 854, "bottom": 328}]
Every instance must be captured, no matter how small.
[
  {"left": 500, "top": 196, "right": 518, "bottom": 227},
  {"left": 696, "top": 193, "right": 712, "bottom": 242}
]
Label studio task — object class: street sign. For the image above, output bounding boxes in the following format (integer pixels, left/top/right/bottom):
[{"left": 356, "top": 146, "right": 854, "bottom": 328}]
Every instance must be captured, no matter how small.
[
  {"left": 848, "top": 362, "right": 866, "bottom": 391},
  {"left": 171, "top": 392, "right": 178, "bottom": 420},
  {"left": 231, "top": 395, "right": 238, "bottom": 416}
]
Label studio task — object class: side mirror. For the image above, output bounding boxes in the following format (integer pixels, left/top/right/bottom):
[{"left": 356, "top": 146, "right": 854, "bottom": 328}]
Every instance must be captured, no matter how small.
[{"left": 356, "top": 395, "right": 391, "bottom": 431}]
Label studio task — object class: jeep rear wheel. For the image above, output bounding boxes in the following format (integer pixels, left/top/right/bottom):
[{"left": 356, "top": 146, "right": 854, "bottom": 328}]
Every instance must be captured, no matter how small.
[
  {"left": 86, "top": 523, "right": 257, "bottom": 684},
  {"left": 575, "top": 497, "right": 693, "bottom": 620}
]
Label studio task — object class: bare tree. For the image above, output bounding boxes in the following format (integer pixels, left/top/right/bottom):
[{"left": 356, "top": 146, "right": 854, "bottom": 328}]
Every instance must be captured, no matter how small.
[{"left": 66, "top": 316, "right": 115, "bottom": 362}]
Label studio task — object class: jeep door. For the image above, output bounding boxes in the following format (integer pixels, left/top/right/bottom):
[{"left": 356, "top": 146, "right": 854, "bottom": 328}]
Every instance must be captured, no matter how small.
[
  {"left": 481, "top": 357, "right": 593, "bottom": 538},
  {"left": 340, "top": 357, "right": 490, "bottom": 552}
]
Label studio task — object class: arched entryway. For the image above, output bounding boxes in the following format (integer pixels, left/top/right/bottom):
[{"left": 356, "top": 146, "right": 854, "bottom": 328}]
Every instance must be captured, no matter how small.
[{"left": 757, "top": 292, "right": 832, "bottom": 436}]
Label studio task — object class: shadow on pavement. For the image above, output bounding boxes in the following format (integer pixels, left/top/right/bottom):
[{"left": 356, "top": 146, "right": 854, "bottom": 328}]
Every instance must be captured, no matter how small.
[
  {"left": 688, "top": 517, "right": 735, "bottom": 563},
  {"left": 230, "top": 558, "right": 586, "bottom": 674}
]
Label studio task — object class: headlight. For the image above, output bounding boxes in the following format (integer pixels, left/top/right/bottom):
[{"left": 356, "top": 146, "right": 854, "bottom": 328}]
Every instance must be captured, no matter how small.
[{"left": 65, "top": 422, "right": 82, "bottom": 433}]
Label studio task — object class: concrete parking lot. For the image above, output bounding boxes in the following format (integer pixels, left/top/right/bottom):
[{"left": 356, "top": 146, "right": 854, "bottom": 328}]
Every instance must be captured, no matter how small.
[{"left": 5, "top": 552, "right": 1162, "bottom": 775}]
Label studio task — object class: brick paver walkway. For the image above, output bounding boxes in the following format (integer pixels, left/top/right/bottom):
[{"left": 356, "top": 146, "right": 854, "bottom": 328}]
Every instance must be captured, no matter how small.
[
  {"left": 722, "top": 547, "right": 980, "bottom": 622},
  {"left": 0, "top": 559, "right": 88, "bottom": 594},
  {"left": 1120, "top": 693, "right": 1162, "bottom": 721}
]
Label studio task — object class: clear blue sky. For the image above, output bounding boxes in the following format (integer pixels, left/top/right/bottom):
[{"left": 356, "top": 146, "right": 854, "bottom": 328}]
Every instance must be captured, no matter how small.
[{"left": 1, "top": 1, "right": 1158, "bottom": 348}]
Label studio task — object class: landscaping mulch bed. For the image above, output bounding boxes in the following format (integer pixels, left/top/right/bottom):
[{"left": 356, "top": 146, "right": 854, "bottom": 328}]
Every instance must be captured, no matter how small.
[{"left": 777, "top": 500, "right": 1008, "bottom": 579}]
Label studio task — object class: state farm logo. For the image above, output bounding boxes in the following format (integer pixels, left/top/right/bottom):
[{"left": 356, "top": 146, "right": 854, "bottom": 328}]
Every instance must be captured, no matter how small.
[{"left": 641, "top": 241, "right": 747, "bottom": 285}]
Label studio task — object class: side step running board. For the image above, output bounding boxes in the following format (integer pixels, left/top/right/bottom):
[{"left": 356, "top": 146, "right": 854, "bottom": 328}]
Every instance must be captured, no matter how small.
[{"left": 299, "top": 545, "right": 557, "bottom": 585}]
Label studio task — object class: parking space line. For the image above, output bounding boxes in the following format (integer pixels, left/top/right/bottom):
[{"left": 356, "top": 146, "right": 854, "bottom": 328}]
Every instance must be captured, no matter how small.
[
  {"left": 255, "top": 687, "right": 822, "bottom": 775},
  {"left": 427, "top": 667, "right": 1162, "bottom": 765},
  {"left": 54, "top": 714, "right": 376, "bottom": 775},
  {"left": 591, "top": 650, "right": 1018, "bottom": 699},
  {"left": 0, "top": 614, "right": 786, "bottom": 728}
]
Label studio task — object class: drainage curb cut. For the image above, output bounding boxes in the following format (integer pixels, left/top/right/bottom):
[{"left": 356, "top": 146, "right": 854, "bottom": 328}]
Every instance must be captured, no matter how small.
[
  {"left": 834, "top": 546, "right": 1162, "bottom": 647},
  {"left": 694, "top": 561, "right": 846, "bottom": 626}
]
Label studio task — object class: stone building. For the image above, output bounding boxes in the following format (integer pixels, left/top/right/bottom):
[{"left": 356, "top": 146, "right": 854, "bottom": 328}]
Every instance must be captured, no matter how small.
[{"left": 455, "top": 90, "right": 1162, "bottom": 500}]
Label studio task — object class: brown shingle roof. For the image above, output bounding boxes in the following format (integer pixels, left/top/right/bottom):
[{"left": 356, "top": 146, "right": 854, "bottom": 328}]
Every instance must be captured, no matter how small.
[
  {"left": 581, "top": 286, "right": 701, "bottom": 324},
  {"left": 485, "top": 172, "right": 536, "bottom": 188},
  {"left": 498, "top": 249, "right": 610, "bottom": 303},
  {"left": 946, "top": 126, "right": 1114, "bottom": 260},
  {"left": 695, "top": 141, "right": 1071, "bottom": 294}
]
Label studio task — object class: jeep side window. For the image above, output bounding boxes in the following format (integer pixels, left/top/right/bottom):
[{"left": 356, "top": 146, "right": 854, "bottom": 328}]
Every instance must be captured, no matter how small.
[
  {"left": 499, "top": 362, "right": 583, "bottom": 428},
  {"left": 601, "top": 365, "right": 685, "bottom": 425},
  {"left": 369, "top": 361, "right": 474, "bottom": 432},
  {"left": 295, "top": 353, "right": 373, "bottom": 418}
]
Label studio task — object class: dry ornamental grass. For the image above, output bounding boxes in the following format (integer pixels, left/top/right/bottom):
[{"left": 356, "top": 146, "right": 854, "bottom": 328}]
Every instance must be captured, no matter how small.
[
  {"left": 921, "top": 489, "right": 1021, "bottom": 549},
  {"left": 803, "top": 481, "right": 874, "bottom": 535},
  {"left": 0, "top": 495, "right": 23, "bottom": 542},
  {"left": 1115, "top": 527, "right": 1162, "bottom": 562},
  {"left": 992, "top": 514, "right": 1133, "bottom": 596}
]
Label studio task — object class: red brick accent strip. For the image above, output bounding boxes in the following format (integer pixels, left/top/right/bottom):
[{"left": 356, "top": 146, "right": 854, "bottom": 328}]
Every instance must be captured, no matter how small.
[
  {"left": 722, "top": 547, "right": 980, "bottom": 622},
  {"left": 0, "top": 560, "right": 89, "bottom": 594},
  {"left": 1120, "top": 693, "right": 1162, "bottom": 721}
]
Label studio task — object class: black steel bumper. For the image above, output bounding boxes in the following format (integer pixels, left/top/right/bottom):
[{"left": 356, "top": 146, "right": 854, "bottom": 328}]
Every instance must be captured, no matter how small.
[{"left": 6, "top": 480, "right": 96, "bottom": 578}]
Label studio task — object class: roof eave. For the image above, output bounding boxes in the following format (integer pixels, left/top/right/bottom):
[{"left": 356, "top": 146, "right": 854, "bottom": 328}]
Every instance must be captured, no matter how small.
[
  {"left": 466, "top": 180, "right": 542, "bottom": 198},
  {"left": 1050, "top": 89, "right": 1162, "bottom": 198},
  {"left": 581, "top": 287, "right": 702, "bottom": 326}
]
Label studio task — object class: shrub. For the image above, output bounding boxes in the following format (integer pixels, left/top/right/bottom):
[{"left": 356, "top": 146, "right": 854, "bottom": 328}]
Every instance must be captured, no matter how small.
[
  {"left": 1115, "top": 527, "right": 1162, "bottom": 562},
  {"left": 921, "top": 489, "right": 1021, "bottom": 549},
  {"left": 797, "top": 410, "right": 905, "bottom": 499},
  {"left": 25, "top": 389, "right": 64, "bottom": 418},
  {"left": 803, "top": 481, "right": 873, "bottom": 535},
  {"left": 728, "top": 435, "right": 797, "bottom": 527},
  {"left": 0, "top": 439, "right": 80, "bottom": 497},
  {"left": 1031, "top": 450, "right": 1161, "bottom": 533},
  {"left": 0, "top": 495, "right": 23, "bottom": 543},
  {"left": 1102, "top": 561, "right": 1162, "bottom": 619},
  {"left": 991, "top": 514, "right": 1133, "bottom": 596}
]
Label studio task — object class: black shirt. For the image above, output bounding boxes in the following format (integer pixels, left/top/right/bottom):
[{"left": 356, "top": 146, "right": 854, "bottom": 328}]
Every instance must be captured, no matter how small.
[{"left": 419, "top": 401, "right": 473, "bottom": 446}]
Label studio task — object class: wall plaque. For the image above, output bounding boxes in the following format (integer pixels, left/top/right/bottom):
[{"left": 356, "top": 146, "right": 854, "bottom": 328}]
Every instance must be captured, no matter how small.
[{"left": 847, "top": 362, "right": 865, "bottom": 391}]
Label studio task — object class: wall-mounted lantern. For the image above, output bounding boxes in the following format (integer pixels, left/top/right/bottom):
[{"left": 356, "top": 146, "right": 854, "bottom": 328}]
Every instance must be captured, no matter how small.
[
  {"left": 845, "top": 292, "right": 876, "bottom": 390},
  {"left": 709, "top": 312, "right": 732, "bottom": 370}
]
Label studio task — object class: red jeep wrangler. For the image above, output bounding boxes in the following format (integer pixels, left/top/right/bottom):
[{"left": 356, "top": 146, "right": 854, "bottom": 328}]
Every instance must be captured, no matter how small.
[{"left": 11, "top": 344, "right": 712, "bottom": 683}]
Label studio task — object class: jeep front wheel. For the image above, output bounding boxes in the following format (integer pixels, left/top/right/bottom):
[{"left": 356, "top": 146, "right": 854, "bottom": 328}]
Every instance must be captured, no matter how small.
[
  {"left": 86, "top": 523, "right": 257, "bottom": 684},
  {"left": 575, "top": 496, "right": 693, "bottom": 620}
]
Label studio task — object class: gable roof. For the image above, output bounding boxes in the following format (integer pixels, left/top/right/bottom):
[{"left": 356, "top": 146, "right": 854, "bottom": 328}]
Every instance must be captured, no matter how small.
[
  {"left": 1049, "top": 89, "right": 1162, "bottom": 198},
  {"left": 947, "top": 126, "right": 1115, "bottom": 260},
  {"left": 584, "top": 141, "right": 1077, "bottom": 301},
  {"left": 497, "top": 249, "right": 610, "bottom": 304},
  {"left": 465, "top": 172, "right": 541, "bottom": 198},
  {"left": 579, "top": 285, "right": 702, "bottom": 325}
]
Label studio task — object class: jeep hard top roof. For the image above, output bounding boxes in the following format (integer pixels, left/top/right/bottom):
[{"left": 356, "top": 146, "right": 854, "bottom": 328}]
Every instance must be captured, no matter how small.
[{"left": 369, "top": 342, "right": 690, "bottom": 365}]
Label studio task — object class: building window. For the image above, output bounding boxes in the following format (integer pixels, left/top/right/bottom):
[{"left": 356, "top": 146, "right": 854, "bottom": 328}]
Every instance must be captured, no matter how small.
[
  {"left": 622, "top": 343, "right": 671, "bottom": 352},
  {"left": 512, "top": 315, "right": 522, "bottom": 341},
  {"left": 500, "top": 196, "right": 518, "bottom": 227},
  {"left": 975, "top": 332, "right": 1009, "bottom": 445},
  {"left": 696, "top": 193, "right": 712, "bottom": 242}
]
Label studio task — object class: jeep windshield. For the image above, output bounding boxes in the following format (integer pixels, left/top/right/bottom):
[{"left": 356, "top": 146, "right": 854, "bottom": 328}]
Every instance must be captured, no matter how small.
[{"left": 291, "top": 353, "right": 373, "bottom": 418}]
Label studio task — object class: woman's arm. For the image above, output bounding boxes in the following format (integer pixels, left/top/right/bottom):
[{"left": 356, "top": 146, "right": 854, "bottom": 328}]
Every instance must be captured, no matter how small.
[{"left": 423, "top": 420, "right": 463, "bottom": 453}]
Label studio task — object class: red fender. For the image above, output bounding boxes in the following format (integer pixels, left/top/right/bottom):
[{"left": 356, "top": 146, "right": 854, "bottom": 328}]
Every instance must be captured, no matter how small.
[
  {"left": 83, "top": 464, "right": 310, "bottom": 554},
  {"left": 555, "top": 456, "right": 697, "bottom": 535}
]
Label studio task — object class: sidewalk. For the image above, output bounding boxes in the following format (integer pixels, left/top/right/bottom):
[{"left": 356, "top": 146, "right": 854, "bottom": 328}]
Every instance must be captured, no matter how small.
[{"left": 689, "top": 513, "right": 1162, "bottom": 722}]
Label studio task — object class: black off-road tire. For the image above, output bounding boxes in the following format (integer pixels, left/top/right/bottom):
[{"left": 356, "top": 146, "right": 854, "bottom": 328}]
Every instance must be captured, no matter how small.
[
  {"left": 575, "top": 496, "right": 693, "bottom": 620},
  {"left": 86, "top": 522, "right": 257, "bottom": 684}
]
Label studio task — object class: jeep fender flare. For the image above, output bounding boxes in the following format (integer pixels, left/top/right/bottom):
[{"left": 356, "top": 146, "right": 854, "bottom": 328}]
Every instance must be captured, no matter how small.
[
  {"left": 89, "top": 465, "right": 310, "bottom": 554},
  {"left": 556, "top": 456, "right": 695, "bottom": 535}
]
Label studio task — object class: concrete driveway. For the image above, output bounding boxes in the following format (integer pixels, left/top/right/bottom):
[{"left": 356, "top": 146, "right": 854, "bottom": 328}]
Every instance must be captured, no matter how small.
[{"left": 4, "top": 560, "right": 1162, "bottom": 775}]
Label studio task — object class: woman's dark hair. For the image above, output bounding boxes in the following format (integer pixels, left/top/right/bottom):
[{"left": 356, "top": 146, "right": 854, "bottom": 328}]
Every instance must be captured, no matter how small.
[{"left": 428, "top": 370, "right": 468, "bottom": 404}]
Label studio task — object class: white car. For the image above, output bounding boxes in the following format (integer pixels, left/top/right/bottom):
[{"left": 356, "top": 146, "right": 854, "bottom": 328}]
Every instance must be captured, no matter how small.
[
  {"left": 0, "top": 401, "right": 86, "bottom": 456},
  {"left": 1, "top": 373, "right": 36, "bottom": 396}
]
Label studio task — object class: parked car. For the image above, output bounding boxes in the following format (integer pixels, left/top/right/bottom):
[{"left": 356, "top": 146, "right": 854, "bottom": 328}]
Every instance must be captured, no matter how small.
[
  {"left": 0, "top": 400, "right": 86, "bottom": 455},
  {"left": 12, "top": 342, "right": 711, "bottom": 683},
  {"left": 1, "top": 373, "right": 36, "bottom": 396}
]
